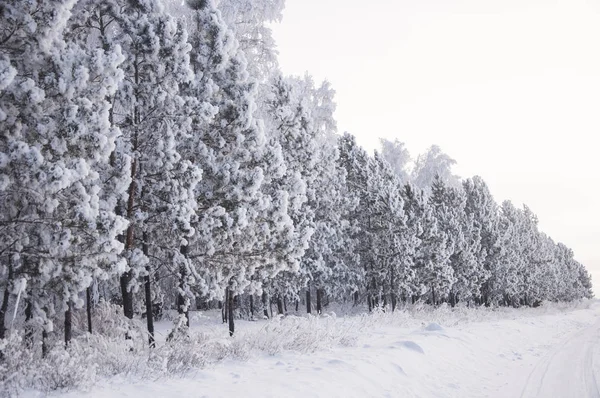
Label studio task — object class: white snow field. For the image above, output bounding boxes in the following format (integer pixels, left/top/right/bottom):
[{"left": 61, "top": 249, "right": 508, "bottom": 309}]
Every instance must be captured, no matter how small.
[{"left": 30, "top": 300, "right": 600, "bottom": 398}]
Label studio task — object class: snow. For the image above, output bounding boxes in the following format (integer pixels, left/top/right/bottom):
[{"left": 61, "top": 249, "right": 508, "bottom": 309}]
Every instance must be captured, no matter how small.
[{"left": 31, "top": 300, "right": 600, "bottom": 398}]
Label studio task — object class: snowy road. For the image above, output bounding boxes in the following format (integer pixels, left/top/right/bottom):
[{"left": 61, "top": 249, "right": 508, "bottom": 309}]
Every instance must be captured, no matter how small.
[
  {"left": 519, "top": 318, "right": 600, "bottom": 398},
  {"left": 39, "top": 302, "right": 600, "bottom": 398}
]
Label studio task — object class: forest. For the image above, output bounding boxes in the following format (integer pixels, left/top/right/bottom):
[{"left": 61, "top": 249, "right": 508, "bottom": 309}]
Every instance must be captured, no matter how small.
[{"left": 0, "top": 0, "right": 593, "bottom": 392}]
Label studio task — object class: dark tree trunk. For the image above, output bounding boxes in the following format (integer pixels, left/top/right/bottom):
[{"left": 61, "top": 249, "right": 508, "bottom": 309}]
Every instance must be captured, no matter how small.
[
  {"left": 144, "top": 273, "right": 155, "bottom": 346},
  {"left": 249, "top": 295, "right": 254, "bottom": 318},
  {"left": 177, "top": 245, "right": 190, "bottom": 327},
  {"left": 390, "top": 265, "right": 397, "bottom": 312},
  {"left": 228, "top": 288, "right": 235, "bottom": 337},
  {"left": 316, "top": 288, "right": 323, "bottom": 314},
  {"left": 120, "top": 272, "right": 134, "bottom": 319},
  {"left": 306, "top": 288, "right": 312, "bottom": 314},
  {"left": 42, "top": 329, "right": 48, "bottom": 358},
  {"left": 431, "top": 284, "right": 436, "bottom": 306},
  {"left": 86, "top": 285, "right": 93, "bottom": 334},
  {"left": 0, "top": 258, "right": 13, "bottom": 340},
  {"left": 142, "top": 232, "right": 155, "bottom": 347},
  {"left": 277, "top": 295, "right": 284, "bottom": 315},
  {"left": 64, "top": 301, "right": 72, "bottom": 348},
  {"left": 295, "top": 300, "right": 299, "bottom": 312},
  {"left": 353, "top": 291, "right": 359, "bottom": 307},
  {"left": 223, "top": 288, "right": 229, "bottom": 324},
  {"left": 262, "top": 291, "right": 269, "bottom": 319},
  {"left": 121, "top": 152, "right": 138, "bottom": 320},
  {"left": 24, "top": 299, "right": 33, "bottom": 348},
  {"left": 283, "top": 297, "right": 287, "bottom": 313}
]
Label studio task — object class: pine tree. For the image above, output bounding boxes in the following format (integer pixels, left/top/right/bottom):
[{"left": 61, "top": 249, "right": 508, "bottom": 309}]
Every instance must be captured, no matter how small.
[
  {"left": 183, "top": 0, "right": 292, "bottom": 335},
  {"left": 0, "top": 0, "right": 129, "bottom": 345},
  {"left": 462, "top": 176, "right": 499, "bottom": 305},
  {"left": 337, "top": 133, "right": 374, "bottom": 308}
]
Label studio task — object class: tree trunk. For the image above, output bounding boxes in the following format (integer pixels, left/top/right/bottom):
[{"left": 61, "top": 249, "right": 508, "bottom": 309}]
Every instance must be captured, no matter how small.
[
  {"left": 86, "top": 285, "right": 93, "bottom": 334},
  {"left": 223, "top": 288, "right": 229, "bottom": 324},
  {"left": 121, "top": 152, "right": 138, "bottom": 320},
  {"left": 141, "top": 232, "right": 155, "bottom": 347},
  {"left": 120, "top": 273, "right": 133, "bottom": 319},
  {"left": 390, "top": 265, "right": 397, "bottom": 312},
  {"left": 277, "top": 295, "right": 284, "bottom": 315},
  {"left": 262, "top": 291, "right": 269, "bottom": 319},
  {"left": 177, "top": 245, "right": 190, "bottom": 327},
  {"left": 316, "top": 288, "right": 323, "bottom": 314},
  {"left": 0, "top": 258, "right": 13, "bottom": 340},
  {"left": 353, "top": 291, "right": 359, "bottom": 307},
  {"left": 24, "top": 299, "right": 33, "bottom": 348},
  {"left": 228, "top": 288, "right": 235, "bottom": 337},
  {"left": 42, "top": 329, "right": 48, "bottom": 358},
  {"left": 283, "top": 297, "right": 287, "bottom": 313},
  {"left": 64, "top": 301, "right": 72, "bottom": 348},
  {"left": 249, "top": 295, "right": 254, "bottom": 318},
  {"left": 295, "top": 299, "right": 299, "bottom": 312},
  {"left": 306, "top": 288, "right": 312, "bottom": 314},
  {"left": 431, "top": 284, "right": 436, "bottom": 306}
]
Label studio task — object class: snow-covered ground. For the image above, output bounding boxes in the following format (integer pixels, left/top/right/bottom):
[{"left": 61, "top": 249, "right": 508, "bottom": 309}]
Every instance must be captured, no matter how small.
[{"left": 28, "top": 300, "right": 600, "bottom": 398}]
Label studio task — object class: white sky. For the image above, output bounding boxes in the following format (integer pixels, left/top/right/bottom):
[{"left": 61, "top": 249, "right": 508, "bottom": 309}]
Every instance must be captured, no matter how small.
[{"left": 271, "top": 0, "right": 600, "bottom": 291}]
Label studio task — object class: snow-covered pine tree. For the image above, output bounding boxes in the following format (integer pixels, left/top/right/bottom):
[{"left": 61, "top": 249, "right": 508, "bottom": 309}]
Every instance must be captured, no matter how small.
[
  {"left": 367, "top": 152, "right": 412, "bottom": 311},
  {"left": 429, "top": 175, "right": 483, "bottom": 306},
  {"left": 183, "top": 0, "right": 291, "bottom": 335},
  {"left": 337, "top": 133, "right": 374, "bottom": 308},
  {"left": 0, "top": 0, "right": 129, "bottom": 345},
  {"left": 259, "top": 75, "right": 319, "bottom": 312},
  {"left": 70, "top": 0, "right": 201, "bottom": 346},
  {"left": 495, "top": 200, "right": 525, "bottom": 305},
  {"left": 216, "top": 0, "right": 285, "bottom": 80},
  {"left": 400, "top": 181, "right": 454, "bottom": 304},
  {"left": 462, "top": 176, "right": 500, "bottom": 306},
  {"left": 291, "top": 76, "right": 361, "bottom": 313}
]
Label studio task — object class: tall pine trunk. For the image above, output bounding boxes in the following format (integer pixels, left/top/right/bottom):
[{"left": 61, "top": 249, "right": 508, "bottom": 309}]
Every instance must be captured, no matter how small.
[
  {"left": 222, "top": 288, "right": 229, "bottom": 324},
  {"left": 261, "top": 291, "right": 269, "bottom": 319},
  {"left": 64, "top": 301, "right": 72, "bottom": 348},
  {"left": 276, "top": 295, "right": 284, "bottom": 315},
  {"left": 141, "top": 229, "right": 155, "bottom": 347},
  {"left": 177, "top": 245, "right": 190, "bottom": 327},
  {"left": 390, "top": 266, "right": 397, "bottom": 312},
  {"left": 42, "top": 329, "right": 48, "bottom": 358},
  {"left": 228, "top": 288, "right": 235, "bottom": 336},
  {"left": 86, "top": 285, "right": 93, "bottom": 334},
  {"left": 306, "top": 287, "right": 312, "bottom": 314},
  {"left": 24, "top": 299, "right": 33, "bottom": 348},
  {"left": 120, "top": 156, "right": 137, "bottom": 320},
  {"left": 0, "top": 257, "right": 13, "bottom": 341},
  {"left": 316, "top": 288, "right": 323, "bottom": 314},
  {"left": 249, "top": 295, "right": 254, "bottom": 318}
]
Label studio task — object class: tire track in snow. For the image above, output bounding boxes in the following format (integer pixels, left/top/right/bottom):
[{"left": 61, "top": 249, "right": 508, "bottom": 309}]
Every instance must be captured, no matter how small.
[{"left": 520, "top": 319, "right": 600, "bottom": 398}]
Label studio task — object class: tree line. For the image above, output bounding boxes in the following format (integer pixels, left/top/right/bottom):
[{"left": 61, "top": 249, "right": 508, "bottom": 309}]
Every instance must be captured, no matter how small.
[{"left": 0, "top": 0, "right": 592, "bottom": 354}]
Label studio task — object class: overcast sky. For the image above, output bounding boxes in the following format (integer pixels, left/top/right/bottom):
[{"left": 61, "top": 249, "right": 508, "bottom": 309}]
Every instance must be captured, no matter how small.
[{"left": 271, "top": 0, "right": 600, "bottom": 291}]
